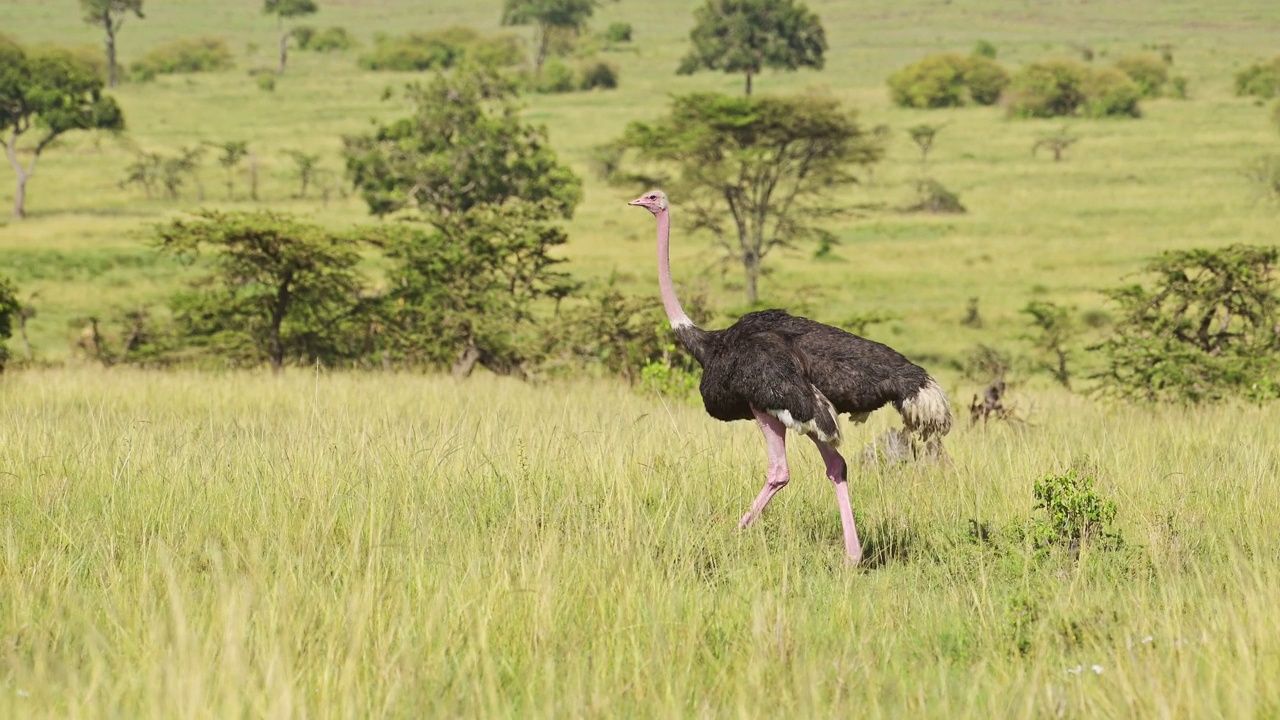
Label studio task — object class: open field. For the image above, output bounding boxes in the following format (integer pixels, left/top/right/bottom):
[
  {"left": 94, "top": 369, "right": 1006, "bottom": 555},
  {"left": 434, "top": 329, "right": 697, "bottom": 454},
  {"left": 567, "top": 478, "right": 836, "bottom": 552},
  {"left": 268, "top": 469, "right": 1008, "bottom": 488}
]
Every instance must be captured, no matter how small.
[
  {"left": 3, "top": 0, "right": 1280, "bottom": 716},
  {"left": 3, "top": 369, "right": 1279, "bottom": 717}
]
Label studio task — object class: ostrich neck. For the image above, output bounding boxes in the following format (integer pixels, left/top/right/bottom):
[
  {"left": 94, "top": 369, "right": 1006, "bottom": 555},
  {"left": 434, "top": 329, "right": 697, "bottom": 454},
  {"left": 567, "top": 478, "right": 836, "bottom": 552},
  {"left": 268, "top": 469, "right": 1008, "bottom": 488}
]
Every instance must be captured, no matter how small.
[{"left": 656, "top": 210, "right": 693, "bottom": 329}]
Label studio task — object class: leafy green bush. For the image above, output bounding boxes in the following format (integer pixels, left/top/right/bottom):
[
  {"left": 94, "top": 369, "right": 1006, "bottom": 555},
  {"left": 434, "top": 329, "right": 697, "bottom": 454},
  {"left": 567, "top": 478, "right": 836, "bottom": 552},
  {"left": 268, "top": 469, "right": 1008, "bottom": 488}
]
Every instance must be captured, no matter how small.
[
  {"left": 1081, "top": 67, "right": 1141, "bottom": 118},
  {"left": 887, "top": 53, "right": 970, "bottom": 108},
  {"left": 254, "top": 72, "right": 276, "bottom": 92},
  {"left": 1028, "top": 470, "right": 1120, "bottom": 551},
  {"left": 1113, "top": 53, "right": 1168, "bottom": 97},
  {"left": 0, "top": 276, "right": 20, "bottom": 371},
  {"left": 972, "top": 39, "right": 997, "bottom": 59},
  {"left": 305, "top": 26, "right": 357, "bottom": 53},
  {"left": 535, "top": 58, "right": 577, "bottom": 93},
  {"left": 963, "top": 55, "right": 1010, "bottom": 105},
  {"left": 578, "top": 59, "right": 619, "bottom": 90},
  {"left": 289, "top": 24, "right": 316, "bottom": 49},
  {"left": 1235, "top": 56, "right": 1280, "bottom": 99},
  {"left": 905, "top": 179, "right": 965, "bottom": 214},
  {"left": 359, "top": 27, "right": 520, "bottom": 71},
  {"left": 1094, "top": 244, "right": 1280, "bottom": 403},
  {"left": 469, "top": 34, "right": 524, "bottom": 67},
  {"left": 131, "top": 37, "right": 234, "bottom": 81},
  {"left": 1006, "top": 59, "right": 1088, "bottom": 118},
  {"left": 603, "top": 22, "right": 633, "bottom": 44}
]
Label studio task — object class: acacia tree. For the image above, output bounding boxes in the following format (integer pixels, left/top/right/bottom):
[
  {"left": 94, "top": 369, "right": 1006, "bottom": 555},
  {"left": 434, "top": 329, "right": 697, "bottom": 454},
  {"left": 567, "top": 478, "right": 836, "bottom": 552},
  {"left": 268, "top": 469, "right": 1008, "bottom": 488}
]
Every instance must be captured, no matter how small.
[
  {"left": 343, "top": 63, "right": 583, "bottom": 376},
  {"left": 263, "top": 0, "right": 318, "bottom": 74},
  {"left": 79, "top": 0, "right": 144, "bottom": 88},
  {"left": 156, "top": 210, "right": 367, "bottom": 373},
  {"left": 501, "top": 0, "right": 596, "bottom": 76},
  {"left": 619, "top": 92, "right": 883, "bottom": 304},
  {"left": 1, "top": 39, "right": 125, "bottom": 219},
  {"left": 678, "top": 0, "right": 826, "bottom": 96}
]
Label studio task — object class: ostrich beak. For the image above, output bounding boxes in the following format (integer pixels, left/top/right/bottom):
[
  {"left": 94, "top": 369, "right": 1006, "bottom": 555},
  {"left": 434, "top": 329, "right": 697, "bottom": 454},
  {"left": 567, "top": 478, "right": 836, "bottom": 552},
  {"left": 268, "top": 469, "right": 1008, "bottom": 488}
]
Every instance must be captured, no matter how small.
[{"left": 627, "top": 196, "right": 646, "bottom": 206}]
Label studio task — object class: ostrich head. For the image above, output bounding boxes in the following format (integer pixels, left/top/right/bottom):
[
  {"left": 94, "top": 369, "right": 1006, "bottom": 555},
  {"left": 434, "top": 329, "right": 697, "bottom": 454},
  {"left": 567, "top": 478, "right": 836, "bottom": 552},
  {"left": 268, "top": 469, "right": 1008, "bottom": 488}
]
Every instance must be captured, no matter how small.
[{"left": 627, "top": 189, "right": 668, "bottom": 215}]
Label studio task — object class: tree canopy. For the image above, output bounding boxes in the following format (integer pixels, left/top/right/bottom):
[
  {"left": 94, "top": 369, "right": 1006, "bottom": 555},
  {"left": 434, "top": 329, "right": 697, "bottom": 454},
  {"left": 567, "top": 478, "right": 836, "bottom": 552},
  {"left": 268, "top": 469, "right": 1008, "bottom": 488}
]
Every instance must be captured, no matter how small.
[
  {"left": 501, "top": 0, "right": 597, "bottom": 74},
  {"left": 678, "top": 0, "right": 827, "bottom": 95},
  {"left": 79, "top": 0, "right": 144, "bottom": 87},
  {"left": 618, "top": 91, "right": 883, "bottom": 304},
  {"left": 1, "top": 38, "right": 125, "bottom": 219}
]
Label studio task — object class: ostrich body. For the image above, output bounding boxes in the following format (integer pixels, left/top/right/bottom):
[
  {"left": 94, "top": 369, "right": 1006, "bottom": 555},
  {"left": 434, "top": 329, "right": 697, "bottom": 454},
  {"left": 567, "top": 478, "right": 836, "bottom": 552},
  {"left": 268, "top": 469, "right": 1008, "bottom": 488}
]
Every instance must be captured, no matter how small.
[{"left": 629, "top": 189, "right": 953, "bottom": 565}]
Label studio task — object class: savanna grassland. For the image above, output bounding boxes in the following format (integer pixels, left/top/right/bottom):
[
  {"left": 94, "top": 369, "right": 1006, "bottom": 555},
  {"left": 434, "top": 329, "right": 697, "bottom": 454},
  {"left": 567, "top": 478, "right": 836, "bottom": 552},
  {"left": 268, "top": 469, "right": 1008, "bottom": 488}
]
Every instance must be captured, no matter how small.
[{"left": 2, "top": 0, "right": 1280, "bottom": 717}]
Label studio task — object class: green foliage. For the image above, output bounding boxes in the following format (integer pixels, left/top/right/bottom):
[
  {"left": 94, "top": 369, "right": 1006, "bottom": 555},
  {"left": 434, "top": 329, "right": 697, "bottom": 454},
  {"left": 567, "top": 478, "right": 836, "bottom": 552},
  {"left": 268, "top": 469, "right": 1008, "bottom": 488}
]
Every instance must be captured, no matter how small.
[
  {"left": 263, "top": 0, "right": 318, "bottom": 19},
  {"left": 887, "top": 53, "right": 1008, "bottom": 108},
  {"left": 358, "top": 27, "right": 520, "bottom": 71},
  {"left": 1081, "top": 67, "right": 1142, "bottom": 118},
  {"left": 293, "top": 25, "right": 356, "bottom": 52},
  {"left": 370, "top": 208, "right": 578, "bottom": 376},
  {"left": 971, "top": 39, "right": 997, "bottom": 59},
  {"left": 130, "top": 37, "right": 233, "bottom": 81},
  {"left": 602, "top": 21, "right": 632, "bottom": 43},
  {"left": 577, "top": 58, "right": 618, "bottom": 90},
  {"left": 619, "top": 91, "right": 882, "bottom": 304},
  {"left": 254, "top": 71, "right": 276, "bottom": 92},
  {"left": 343, "top": 63, "right": 582, "bottom": 219},
  {"left": 502, "top": 0, "right": 598, "bottom": 74},
  {"left": 963, "top": 55, "right": 1010, "bottom": 105},
  {"left": 1234, "top": 55, "right": 1280, "bottom": 99},
  {"left": 211, "top": 140, "right": 248, "bottom": 199},
  {"left": 1094, "top": 245, "right": 1280, "bottom": 403},
  {"left": 284, "top": 150, "right": 320, "bottom": 197},
  {"left": 155, "top": 210, "right": 368, "bottom": 372},
  {"left": 1032, "top": 126, "right": 1079, "bottom": 161},
  {"left": 905, "top": 179, "right": 965, "bottom": 214},
  {"left": 0, "top": 38, "right": 125, "bottom": 218},
  {"left": 1113, "top": 53, "right": 1169, "bottom": 97},
  {"left": 120, "top": 146, "right": 204, "bottom": 200},
  {"left": 78, "top": 0, "right": 144, "bottom": 87},
  {"left": 1028, "top": 470, "right": 1119, "bottom": 551},
  {"left": 0, "top": 275, "right": 20, "bottom": 369},
  {"left": 1006, "top": 59, "right": 1088, "bottom": 118},
  {"left": 678, "top": 0, "right": 827, "bottom": 95},
  {"left": 1022, "top": 300, "right": 1077, "bottom": 388},
  {"left": 533, "top": 58, "right": 578, "bottom": 93},
  {"left": 887, "top": 53, "right": 968, "bottom": 108}
]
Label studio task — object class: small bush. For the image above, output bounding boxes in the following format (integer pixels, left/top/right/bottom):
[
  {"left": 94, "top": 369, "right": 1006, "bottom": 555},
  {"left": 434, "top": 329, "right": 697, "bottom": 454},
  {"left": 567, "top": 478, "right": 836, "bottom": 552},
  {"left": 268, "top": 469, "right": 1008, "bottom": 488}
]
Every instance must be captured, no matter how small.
[
  {"left": 905, "top": 179, "right": 966, "bottom": 214},
  {"left": 1235, "top": 56, "right": 1280, "bottom": 99},
  {"left": 359, "top": 27, "right": 517, "bottom": 71},
  {"left": 131, "top": 37, "right": 233, "bottom": 81},
  {"left": 888, "top": 53, "right": 970, "bottom": 108},
  {"left": 603, "top": 22, "right": 633, "bottom": 43},
  {"left": 255, "top": 72, "right": 276, "bottom": 92},
  {"left": 1113, "top": 53, "right": 1168, "bottom": 97},
  {"left": 972, "top": 39, "right": 997, "bottom": 59},
  {"left": 468, "top": 34, "right": 524, "bottom": 67},
  {"left": 1169, "top": 75, "right": 1189, "bottom": 99},
  {"left": 963, "top": 55, "right": 1010, "bottom": 105},
  {"left": 1081, "top": 67, "right": 1141, "bottom": 118},
  {"left": 578, "top": 59, "right": 619, "bottom": 90},
  {"left": 535, "top": 58, "right": 577, "bottom": 93},
  {"left": 1007, "top": 59, "right": 1088, "bottom": 118},
  {"left": 289, "top": 25, "right": 316, "bottom": 49},
  {"left": 306, "top": 26, "right": 357, "bottom": 53},
  {"left": 1028, "top": 469, "right": 1120, "bottom": 551}
]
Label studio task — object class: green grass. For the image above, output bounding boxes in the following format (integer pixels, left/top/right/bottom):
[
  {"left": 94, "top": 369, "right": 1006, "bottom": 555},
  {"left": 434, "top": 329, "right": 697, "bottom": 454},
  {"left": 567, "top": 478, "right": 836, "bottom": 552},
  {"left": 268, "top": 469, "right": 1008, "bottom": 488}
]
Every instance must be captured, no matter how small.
[
  {"left": 3, "top": 1, "right": 1280, "bottom": 715},
  {"left": 2, "top": 369, "right": 1278, "bottom": 716}
]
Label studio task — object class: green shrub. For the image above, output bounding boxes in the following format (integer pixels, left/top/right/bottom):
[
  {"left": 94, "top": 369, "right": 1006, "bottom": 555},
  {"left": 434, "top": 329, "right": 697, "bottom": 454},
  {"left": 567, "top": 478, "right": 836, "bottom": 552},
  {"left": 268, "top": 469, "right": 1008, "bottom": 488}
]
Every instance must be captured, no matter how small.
[
  {"left": 468, "top": 34, "right": 524, "bottom": 67},
  {"left": 289, "top": 25, "right": 316, "bottom": 49},
  {"left": 963, "top": 55, "right": 1010, "bottom": 105},
  {"left": 904, "top": 179, "right": 966, "bottom": 214},
  {"left": 1169, "top": 75, "right": 1189, "bottom": 99},
  {"left": 29, "top": 43, "right": 107, "bottom": 82},
  {"left": 306, "top": 26, "right": 357, "bottom": 53},
  {"left": 0, "top": 276, "right": 20, "bottom": 371},
  {"left": 972, "top": 39, "right": 997, "bottom": 59},
  {"left": 1007, "top": 59, "right": 1088, "bottom": 118},
  {"left": 1235, "top": 56, "right": 1280, "bottom": 99},
  {"left": 1028, "top": 470, "right": 1120, "bottom": 551},
  {"left": 535, "top": 58, "right": 577, "bottom": 93},
  {"left": 1113, "top": 53, "right": 1168, "bottom": 97},
  {"left": 131, "top": 37, "right": 233, "bottom": 81},
  {"left": 887, "top": 53, "right": 970, "bottom": 108},
  {"left": 254, "top": 72, "right": 276, "bottom": 92},
  {"left": 578, "top": 59, "right": 618, "bottom": 90},
  {"left": 1081, "top": 67, "right": 1141, "bottom": 118},
  {"left": 603, "top": 22, "right": 633, "bottom": 43},
  {"left": 359, "top": 27, "right": 476, "bottom": 71}
]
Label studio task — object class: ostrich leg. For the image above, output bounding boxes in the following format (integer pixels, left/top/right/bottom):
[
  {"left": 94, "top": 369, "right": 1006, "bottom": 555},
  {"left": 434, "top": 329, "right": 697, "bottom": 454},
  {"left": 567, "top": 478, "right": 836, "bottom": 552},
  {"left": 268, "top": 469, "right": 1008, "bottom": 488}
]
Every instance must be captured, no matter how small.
[
  {"left": 739, "top": 408, "right": 790, "bottom": 529},
  {"left": 811, "top": 438, "right": 863, "bottom": 565}
]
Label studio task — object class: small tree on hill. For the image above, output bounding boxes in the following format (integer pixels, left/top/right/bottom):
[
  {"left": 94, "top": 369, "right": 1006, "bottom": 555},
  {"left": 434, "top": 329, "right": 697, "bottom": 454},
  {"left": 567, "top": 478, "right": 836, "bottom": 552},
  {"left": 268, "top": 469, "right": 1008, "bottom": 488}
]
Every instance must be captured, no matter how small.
[
  {"left": 1, "top": 39, "right": 125, "bottom": 219},
  {"left": 264, "top": 0, "right": 318, "bottom": 74},
  {"left": 501, "top": 0, "right": 597, "bottom": 76},
  {"left": 678, "top": 0, "right": 826, "bottom": 96},
  {"left": 343, "top": 62, "right": 583, "bottom": 375},
  {"left": 1094, "top": 245, "right": 1280, "bottom": 402},
  {"left": 79, "top": 0, "right": 144, "bottom": 88},
  {"left": 156, "top": 210, "right": 367, "bottom": 373},
  {"left": 619, "top": 92, "right": 883, "bottom": 304}
]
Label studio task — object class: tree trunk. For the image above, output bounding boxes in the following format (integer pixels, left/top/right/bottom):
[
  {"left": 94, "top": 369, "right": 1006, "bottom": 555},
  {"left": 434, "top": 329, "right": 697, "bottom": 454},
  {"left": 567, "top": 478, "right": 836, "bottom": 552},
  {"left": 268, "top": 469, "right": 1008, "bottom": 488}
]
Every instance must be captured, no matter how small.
[
  {"left": 451, "top": 341, "right": 482, "bottom": 379},
  {"left": 744, "top": 70, "right": 753, "bottom": 96},
  {"left": 5, "top": 133, "right": 32, "bottom": 220},
  {"left": 534, "top": 23, "right": 549, "bottom": 76},
  {"left": 743, "top": 254, "right": 760, "bottom": 305},
  {"left": 277, "top": 16, "right": 288, "bottom": 75},
  {"left": 103, "top": 15, "right": 119, "bottom": 88}
]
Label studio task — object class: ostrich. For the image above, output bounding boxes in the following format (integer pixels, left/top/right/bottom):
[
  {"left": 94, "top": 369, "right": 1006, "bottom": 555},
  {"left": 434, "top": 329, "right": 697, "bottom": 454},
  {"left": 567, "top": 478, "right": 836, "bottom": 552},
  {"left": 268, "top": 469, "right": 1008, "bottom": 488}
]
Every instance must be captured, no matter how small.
[{"left": 628, "top": 189, "right": 953, "bottom": 565}]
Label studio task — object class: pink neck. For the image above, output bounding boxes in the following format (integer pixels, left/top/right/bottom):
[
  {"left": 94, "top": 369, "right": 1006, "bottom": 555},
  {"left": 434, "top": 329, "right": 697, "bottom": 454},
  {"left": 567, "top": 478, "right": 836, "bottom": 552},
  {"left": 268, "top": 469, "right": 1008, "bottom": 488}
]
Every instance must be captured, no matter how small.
[{"left": 655, "top": 209, "right": 693, "bottom": 329}]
